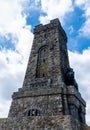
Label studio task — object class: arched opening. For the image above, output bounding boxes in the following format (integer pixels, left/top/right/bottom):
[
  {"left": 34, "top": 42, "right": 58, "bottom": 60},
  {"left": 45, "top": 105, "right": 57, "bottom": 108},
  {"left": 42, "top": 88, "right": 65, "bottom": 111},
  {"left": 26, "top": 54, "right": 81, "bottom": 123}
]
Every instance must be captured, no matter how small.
[{"left": 36, "top": 45, "right": 49, "bottom": 78}]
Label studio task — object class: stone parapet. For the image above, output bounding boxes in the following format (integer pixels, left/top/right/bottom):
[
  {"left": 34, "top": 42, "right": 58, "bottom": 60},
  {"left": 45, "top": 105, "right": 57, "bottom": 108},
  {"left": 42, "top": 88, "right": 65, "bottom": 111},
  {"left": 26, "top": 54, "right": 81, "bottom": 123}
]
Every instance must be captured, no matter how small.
[
  {"left": 12, "top": 85, "right": 64, "bottom": 99},
  {"left": 34, "top": 18, "right": 67, "bottom": 42}
]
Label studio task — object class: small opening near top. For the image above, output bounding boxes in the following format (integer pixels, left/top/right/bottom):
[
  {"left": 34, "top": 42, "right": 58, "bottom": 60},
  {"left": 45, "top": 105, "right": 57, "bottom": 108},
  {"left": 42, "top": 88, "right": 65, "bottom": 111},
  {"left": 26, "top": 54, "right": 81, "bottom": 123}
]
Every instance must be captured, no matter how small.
[
  {"left": 43, "top": 59, "right": 45, "bottom": 63},
  {"left": 44, "top": 34, "right": 46, "bottom": 38},
  {"left": 43, "top": 74, "right": 45, "bottom": 77}
]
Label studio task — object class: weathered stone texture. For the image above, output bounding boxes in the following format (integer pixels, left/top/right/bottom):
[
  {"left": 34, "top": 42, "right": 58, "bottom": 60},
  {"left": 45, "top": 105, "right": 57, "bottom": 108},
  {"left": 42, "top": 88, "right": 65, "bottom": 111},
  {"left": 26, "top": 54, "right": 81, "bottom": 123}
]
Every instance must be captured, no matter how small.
[
  {"left": 22, "top": 19, "right": 69, "bottom": 89},
  {"left": 0, "top": 115, "right": 82, "bottom": 130},
  {"left": 0, "top": 18, "right": 89, "bottom": 130},
  {"left": 1, "top": 118, "right": 90, "bottom": 130}
]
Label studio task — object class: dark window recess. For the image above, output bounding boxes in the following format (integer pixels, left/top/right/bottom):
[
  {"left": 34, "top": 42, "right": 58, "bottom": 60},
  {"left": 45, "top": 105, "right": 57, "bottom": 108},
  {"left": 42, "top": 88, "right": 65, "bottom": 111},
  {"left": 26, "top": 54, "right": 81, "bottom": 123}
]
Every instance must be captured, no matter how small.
[
  {"left": 27, "top": 109, "right": 40, "bottom": 116},
  {"left": 44, "top": 34, "right": 46, "bottom": 38},
  {"left": 43, "top": 59, "right": 45, "bottom": 63},
  {"left": 28, "top": 110, "right": 31, "bottom": 116},
  {"left": 36, "top": 45, "right": 48, "bottom": 78},
  {"left": 44, "top": 49, "right": 46, "bottom": 52},
  {"left": 43, "top": 74, "right": 45, "bottom": 77}
]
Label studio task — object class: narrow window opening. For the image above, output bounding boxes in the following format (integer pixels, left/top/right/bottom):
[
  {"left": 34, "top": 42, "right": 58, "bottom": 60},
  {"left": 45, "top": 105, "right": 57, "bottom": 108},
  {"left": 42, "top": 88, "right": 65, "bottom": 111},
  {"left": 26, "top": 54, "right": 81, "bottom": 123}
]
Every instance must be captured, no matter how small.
[
  {"left": 43, "top": 59, "right": 45, "bottom": 63},
  {"left": 36, "top": 45, "right": 48, "bottom": 78},
  {"left": 28, "top": 110, "right": 30, "bottom": 116},
  {"left": 32, "top": 109, "right": 35, "bottom": 116},
  {"left": 43, "top": 74, "right": 45, "bottom": 77},
  {"left": 44, "top": 49, "right": 46, "bottom": 52},
  {"left": 44, "top": 34, "right": 46, "bottom": 38}
]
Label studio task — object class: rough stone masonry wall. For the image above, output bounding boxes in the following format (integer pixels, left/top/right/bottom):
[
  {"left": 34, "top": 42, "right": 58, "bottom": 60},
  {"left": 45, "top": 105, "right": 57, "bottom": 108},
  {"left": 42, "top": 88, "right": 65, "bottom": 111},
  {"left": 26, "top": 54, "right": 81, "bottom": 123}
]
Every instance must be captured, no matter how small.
[
  {"left": 8, "top": 94, "right": 63, "bottom": 118},
  {"left": 0, "top": 115, "right": 81, "bottom": 130},
  {"left": 23, "top": 19, "right": 69, "bottom": 89},
  {"left": 0, "top": 118, "right": 8, "bottom": 130},
  {"left": 1, "top": 116, "right": 90, "bottom": 130},
  {"left": 0, "top": 19, "right": 89, "bottom": 130}
]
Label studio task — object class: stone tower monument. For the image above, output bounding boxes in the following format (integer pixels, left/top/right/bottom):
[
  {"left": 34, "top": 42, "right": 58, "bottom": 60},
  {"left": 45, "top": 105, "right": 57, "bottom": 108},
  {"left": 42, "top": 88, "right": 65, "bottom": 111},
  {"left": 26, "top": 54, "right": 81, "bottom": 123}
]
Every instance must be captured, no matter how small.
[{"left": 0, "top": 18, "right": 89, "bottom": 130}]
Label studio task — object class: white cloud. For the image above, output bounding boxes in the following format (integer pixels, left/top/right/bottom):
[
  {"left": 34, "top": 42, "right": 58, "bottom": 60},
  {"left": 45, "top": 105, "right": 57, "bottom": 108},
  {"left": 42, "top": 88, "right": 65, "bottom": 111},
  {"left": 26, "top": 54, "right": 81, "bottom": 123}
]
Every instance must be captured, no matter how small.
[
  {"left": 0, "top": 49, "right": 29, "bottom": 117},
  {"left": 69, "top": 48, "right": 90, "bottom": 125},
  {"left": 0, "top": 98, "right": 10, "bottom": 118},
  {"left": 0, "top": 0, "right": 25, "bottom": 35},
  {"left": 79, "top": 19, "right": 90, "bottom": 38},
  {"left": 0, "top": 0, "right": 34, "bottom": 55},
  {"left": 68, "top": 25, "right": 74, "bottom": 34},
  {"left": 39, "top": 0, "right": 73, "bottom": 24},
  {"left": 0, "top": 0, "right": 34, "bottom": 117},
  {"left": 75, "top": 0, "right": 90, "bottom": 38}
]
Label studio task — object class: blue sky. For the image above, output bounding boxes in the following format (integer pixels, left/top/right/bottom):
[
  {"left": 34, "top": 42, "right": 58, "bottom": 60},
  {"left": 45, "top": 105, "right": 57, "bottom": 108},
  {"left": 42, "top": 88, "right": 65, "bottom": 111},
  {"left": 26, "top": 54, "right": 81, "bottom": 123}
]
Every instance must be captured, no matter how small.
[{"left": 0, "top": 0, "right": 90, "bottom": 125}]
